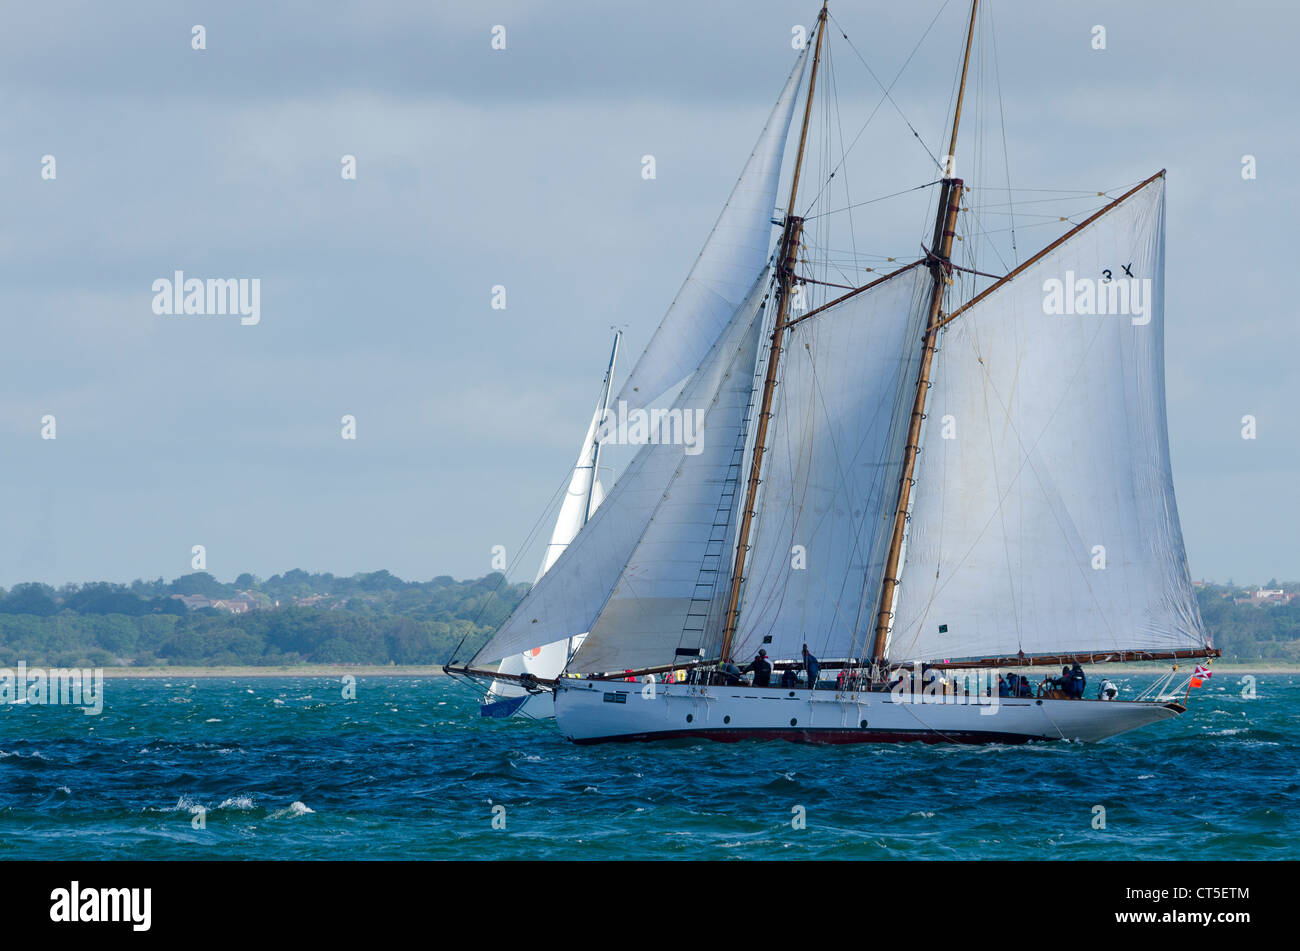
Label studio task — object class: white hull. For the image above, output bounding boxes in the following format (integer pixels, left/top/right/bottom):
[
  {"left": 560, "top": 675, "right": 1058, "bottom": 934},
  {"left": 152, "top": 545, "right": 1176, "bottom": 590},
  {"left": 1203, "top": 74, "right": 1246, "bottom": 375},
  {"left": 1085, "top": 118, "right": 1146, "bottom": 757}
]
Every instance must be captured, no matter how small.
[{"left": 554, "top": 680, "right": 1184, "bottom": 744}]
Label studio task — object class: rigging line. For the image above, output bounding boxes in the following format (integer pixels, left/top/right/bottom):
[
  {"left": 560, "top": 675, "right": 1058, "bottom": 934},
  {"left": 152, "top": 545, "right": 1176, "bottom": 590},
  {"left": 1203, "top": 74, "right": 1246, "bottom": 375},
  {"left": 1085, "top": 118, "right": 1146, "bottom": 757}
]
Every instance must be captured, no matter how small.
[
  {"left": 801, "top": 3, "right": 952, "bottom": 215},
  {"left": 796, "top": 274, "right": 858, "bottom": 290},
  {"left": 804, "top": 242, "right": 860, "bottom": 290},
  {"left": 987, "top": 0, "right": 1017, "bottom": 265},
  {"left": 453, "top": 465, "right": 578, "bottom": 666},
  {"left": 969, "top": 184, "right": 1138, "bottom": 194},
  {"left": 977, "top": 217, "right": 1106, "bottom": 236},
  {"left": 825, "top": 36, "right": 862, "bottom": 279},
  {"left": 975, "top": 209, "right": 1114, "bottom": 219},
  {"left": 975, "top": 193, "right": 1126, "bottom": 210},
  {"left": 953, "top": 201, "right": 1010, "bottom": 275},
  {"left": 805, "top": 179, "right": 942, "bottom": 221}
]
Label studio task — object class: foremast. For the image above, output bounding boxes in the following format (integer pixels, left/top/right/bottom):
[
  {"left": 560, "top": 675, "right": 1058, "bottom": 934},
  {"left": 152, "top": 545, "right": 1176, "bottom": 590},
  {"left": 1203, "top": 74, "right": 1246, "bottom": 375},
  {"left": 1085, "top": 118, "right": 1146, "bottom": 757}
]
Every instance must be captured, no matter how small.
[
  {"left": 718, "top": 2, "right": 829, "bottom": 665},
  {"left": 868, "top": 0, "right": 979, "bottom": 674}
]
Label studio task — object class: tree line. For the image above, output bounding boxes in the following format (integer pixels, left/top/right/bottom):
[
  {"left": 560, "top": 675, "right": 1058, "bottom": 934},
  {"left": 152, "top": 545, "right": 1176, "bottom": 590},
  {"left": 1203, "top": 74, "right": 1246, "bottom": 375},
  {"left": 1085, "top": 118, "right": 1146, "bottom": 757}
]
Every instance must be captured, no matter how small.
[{"left": 0, "top": 571, "right": 527, "bottom": 668}]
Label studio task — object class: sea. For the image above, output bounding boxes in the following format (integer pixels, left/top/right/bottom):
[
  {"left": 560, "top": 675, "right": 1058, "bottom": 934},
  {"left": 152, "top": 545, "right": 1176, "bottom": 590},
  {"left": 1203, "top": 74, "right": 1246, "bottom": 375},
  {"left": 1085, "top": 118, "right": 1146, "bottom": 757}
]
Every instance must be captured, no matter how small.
[{"left": 1, "top": 672, "right": 1294, "bottom": 860}]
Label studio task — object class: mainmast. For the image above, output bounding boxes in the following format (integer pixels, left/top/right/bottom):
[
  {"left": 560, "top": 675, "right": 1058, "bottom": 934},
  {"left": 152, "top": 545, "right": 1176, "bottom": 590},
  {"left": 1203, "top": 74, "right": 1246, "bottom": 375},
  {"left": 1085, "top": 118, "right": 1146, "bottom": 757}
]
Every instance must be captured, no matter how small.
[
  {"left": 869, "top": 0, "right": 979, "bottom": 671},
  {"left": 718, "top": 2, "right": 828, "bottom": 664}
]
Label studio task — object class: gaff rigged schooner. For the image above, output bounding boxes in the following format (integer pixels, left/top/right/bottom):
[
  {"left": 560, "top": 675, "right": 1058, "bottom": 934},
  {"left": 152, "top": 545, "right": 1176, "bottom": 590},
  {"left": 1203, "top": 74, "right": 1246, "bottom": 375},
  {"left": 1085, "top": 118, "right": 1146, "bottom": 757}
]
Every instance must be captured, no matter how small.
[{"left": 450, "top": 1, "right": 1218, "bottom": 744}]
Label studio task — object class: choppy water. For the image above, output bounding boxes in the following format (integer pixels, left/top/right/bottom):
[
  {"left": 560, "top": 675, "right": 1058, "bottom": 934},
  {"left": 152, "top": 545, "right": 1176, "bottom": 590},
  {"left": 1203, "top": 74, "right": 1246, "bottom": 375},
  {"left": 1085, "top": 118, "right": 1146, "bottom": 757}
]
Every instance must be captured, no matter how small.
[{"left": 1, "top": 673, "right": 1294, "bottom": 859}]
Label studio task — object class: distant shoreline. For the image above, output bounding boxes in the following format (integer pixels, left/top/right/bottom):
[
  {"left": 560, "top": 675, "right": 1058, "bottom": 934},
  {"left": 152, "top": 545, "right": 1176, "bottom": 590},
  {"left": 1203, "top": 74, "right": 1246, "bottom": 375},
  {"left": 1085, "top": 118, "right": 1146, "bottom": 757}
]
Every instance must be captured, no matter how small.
[{"left": 88, "top": 662, "right": 1300, "bottom": 679}]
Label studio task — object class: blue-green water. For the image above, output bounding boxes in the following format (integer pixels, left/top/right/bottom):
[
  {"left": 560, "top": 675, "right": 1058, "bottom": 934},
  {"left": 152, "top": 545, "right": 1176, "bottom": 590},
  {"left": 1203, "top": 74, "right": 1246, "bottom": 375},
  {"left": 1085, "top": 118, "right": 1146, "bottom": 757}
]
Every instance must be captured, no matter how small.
[{"left": 1, "top": 673, "right": 1294, "bottom": 859}]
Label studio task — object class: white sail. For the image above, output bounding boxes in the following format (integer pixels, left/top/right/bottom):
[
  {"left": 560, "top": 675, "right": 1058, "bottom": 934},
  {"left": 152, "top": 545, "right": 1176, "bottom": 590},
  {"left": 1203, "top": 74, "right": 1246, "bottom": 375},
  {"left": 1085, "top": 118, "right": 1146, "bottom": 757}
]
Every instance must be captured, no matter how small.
[
  {"left": 484, "top": 337, "right": 619, "bottom": 710},
  {"left": 731, "top": 266, "right": 931, "bottom": 664},
  {"left": 535, "top": 409, "right": 605, "bottom": 583},
  {"left": 889, "top": 178, "right": 1208, "bottom": 663},
  {"left": 568, "top": 277, "right": 771, "bottom": 674},
  {"left": 487, "top": 403, "right": 603, "bottom": 696},
  {"left": 473, "top": 271, "right": 772, "bottom": 667},
  {"left": 615, "top": 48, "right": 808, "bottom": 409}
]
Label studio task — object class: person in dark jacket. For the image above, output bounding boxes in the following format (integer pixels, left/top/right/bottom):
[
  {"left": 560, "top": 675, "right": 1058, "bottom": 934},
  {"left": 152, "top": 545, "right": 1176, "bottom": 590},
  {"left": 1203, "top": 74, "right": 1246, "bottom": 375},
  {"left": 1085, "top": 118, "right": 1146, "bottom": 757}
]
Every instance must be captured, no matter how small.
[
  {"left": 801, "top": 644, "right": 820, "bottom": 689},
  {"left": 1050, "top": 665, "right": 1071, "bottom": 695},
  {"left": 742, "top": 649, "right": 772, "bottom": 688},
  {"left": 723, "top": 660, "right": 747, "bottom": 686},
  {"left": 780, "top": 666, "right": 798, "bottom": 689},
  {"left": 1068, "top": 662, "right": 1086, "bottom": 699}
]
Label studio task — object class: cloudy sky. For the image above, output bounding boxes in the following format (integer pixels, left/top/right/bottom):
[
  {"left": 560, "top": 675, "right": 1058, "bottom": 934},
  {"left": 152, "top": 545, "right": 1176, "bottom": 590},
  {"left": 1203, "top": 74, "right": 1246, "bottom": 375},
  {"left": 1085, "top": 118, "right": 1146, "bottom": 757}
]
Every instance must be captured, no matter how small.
[{"left": 1, "top": 0, "right": 1295, "bottom": 590}]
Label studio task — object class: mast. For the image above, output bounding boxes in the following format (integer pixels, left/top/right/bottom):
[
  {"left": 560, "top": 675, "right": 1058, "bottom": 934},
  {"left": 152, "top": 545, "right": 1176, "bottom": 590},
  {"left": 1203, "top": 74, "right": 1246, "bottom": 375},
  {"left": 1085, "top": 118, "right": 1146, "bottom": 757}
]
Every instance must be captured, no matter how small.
[
  {"left": 584, "top": 330, "right": 621, "bottom": 523},
  {"left": 869, "top": 0, "right": 979, "bottom": 671},
  {"left": 718, "top": 2, "right": 828, "bottom": 664}
]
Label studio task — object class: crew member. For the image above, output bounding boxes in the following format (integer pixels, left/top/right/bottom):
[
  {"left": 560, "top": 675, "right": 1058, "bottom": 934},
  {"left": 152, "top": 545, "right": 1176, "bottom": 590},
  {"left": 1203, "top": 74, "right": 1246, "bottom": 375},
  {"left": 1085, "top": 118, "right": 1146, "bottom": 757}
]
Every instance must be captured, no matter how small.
[
  {"left": 801, "top": 643, "right": 820, "bottom": 690},
  {"left": 741, "top": 649, "right": 772, "bottom": 687}
]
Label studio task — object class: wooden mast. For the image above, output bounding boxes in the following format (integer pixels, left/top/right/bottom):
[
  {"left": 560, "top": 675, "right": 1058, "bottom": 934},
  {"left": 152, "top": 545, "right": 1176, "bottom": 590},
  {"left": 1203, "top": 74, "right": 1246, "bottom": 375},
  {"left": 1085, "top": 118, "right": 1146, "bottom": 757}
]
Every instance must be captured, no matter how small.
[
  {"left": 717, "top": 2, "right": 828, "bottom": 665},
  {"left": 868, "top": 0, "right": 979, "bottom": 672}
]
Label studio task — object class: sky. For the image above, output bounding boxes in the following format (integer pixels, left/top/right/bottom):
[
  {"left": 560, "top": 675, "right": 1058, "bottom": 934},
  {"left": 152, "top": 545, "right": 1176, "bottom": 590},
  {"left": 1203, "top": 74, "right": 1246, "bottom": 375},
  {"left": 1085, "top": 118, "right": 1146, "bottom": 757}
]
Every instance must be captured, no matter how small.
[{"left": 1, "top": 0, "right": 1296, "bottom": 590}]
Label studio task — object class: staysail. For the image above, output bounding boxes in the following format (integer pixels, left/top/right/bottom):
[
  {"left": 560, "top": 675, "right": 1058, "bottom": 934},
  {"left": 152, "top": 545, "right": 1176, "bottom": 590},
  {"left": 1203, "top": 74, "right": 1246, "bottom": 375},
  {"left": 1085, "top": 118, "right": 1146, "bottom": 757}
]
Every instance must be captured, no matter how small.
[
  {"left": 888, "top": 178, "right": 1209, "bottom": 663},
  {"left": 730, "top": 265, "right": 930, "bottom": 664},
  {"left": 472, "top": 271, "right": 772, "bottom": 667},
  {"left": 534, "top": 334, "right": 620, "bottom": 582},
  {"left": 568, "top": 276, "right": 772, "bottom": 673},
  {"left": 614, "top": 47, "right": 809, "bottom": 409}
]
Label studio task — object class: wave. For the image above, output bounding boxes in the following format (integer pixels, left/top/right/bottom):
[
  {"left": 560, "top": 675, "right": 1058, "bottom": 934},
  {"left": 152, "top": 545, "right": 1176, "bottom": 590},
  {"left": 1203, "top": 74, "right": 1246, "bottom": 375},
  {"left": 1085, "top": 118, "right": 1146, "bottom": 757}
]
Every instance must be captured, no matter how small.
[{"left": 270, "top": 801, "right": 315, "bottom": 819}]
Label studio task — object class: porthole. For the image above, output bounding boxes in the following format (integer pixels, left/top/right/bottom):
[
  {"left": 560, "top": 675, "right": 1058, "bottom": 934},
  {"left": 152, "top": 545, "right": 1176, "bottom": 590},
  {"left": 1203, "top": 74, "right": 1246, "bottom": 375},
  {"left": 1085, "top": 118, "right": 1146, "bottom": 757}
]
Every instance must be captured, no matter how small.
[
  {"left": 686, "top": 713, "right": 694, "bottom": 723},
  {"left": 723, "top": 715, "right": 731, "bottom": 724},
  {"left": 790, "top": 717, "right": 798, "bottom": 727},
  {"left": 1035, "top": 699, "right": 1043, "bottom": 706},
  {"left": 788, "top": 691, "right": 796, "bottom": 698},
  {"left": 860, "top": 719, "right": 868, "bottom": 729}
]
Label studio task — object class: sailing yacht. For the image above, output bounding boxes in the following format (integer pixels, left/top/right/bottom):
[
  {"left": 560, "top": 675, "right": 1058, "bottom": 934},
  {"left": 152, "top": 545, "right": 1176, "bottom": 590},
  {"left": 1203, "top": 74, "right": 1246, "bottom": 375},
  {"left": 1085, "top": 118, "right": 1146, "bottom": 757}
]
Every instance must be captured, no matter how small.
[
  {"left": 478, "top": 332, "right": 620, "bottom": 719},
  {"left": 451, "top": 1, "right": 1218, "bottom": 744}
]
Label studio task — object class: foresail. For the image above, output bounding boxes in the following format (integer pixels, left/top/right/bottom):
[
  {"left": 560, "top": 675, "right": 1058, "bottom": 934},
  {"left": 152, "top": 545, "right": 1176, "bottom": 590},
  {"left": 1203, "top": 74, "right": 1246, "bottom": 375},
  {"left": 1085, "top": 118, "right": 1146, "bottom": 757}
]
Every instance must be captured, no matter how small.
[
  {"left": 535, "top": 410, "right": 602, "bottom": 583},
  {"left": 569, "top": 276, "right": 771, "bottom": 674},
  {"left": 472, "top": 271, "right": 772, "bottom": 667},
  {"left": 614, "top": 47, "right": 808, "bottom": 410},
  {"left": 889, "top": 178, "right": 1209, "bottom": 663},
  {"left": 731, "top": 266, "right": 930, "bottom": 664}
]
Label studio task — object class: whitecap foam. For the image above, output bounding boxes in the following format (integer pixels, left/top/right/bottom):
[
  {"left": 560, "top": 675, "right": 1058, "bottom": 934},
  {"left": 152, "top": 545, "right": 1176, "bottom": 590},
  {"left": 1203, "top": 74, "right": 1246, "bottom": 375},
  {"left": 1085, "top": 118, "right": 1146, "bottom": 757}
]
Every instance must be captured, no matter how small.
[
  {"left": 270, "top": 801, "right": 315, "bottom": 818},
  {"left": 168, "top": 795, "right": 205, "bottom": 815}
]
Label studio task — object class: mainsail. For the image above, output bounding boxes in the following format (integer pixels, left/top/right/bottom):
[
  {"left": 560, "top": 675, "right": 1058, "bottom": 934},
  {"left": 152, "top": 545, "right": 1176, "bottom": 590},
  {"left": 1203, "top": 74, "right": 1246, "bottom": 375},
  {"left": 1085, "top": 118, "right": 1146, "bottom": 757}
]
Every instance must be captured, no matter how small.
[
  {"left": 888, "top": 178, "right": 1208, "bottom": 663},
  {"left": 731, "top": 265, "right": 930, "bottom": 664},
  {"left": 472, "top": 271, "right": 772, "bottom": 667},
  {"left": 614, "top": 47, "right": 809, "bottom": 409}
]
